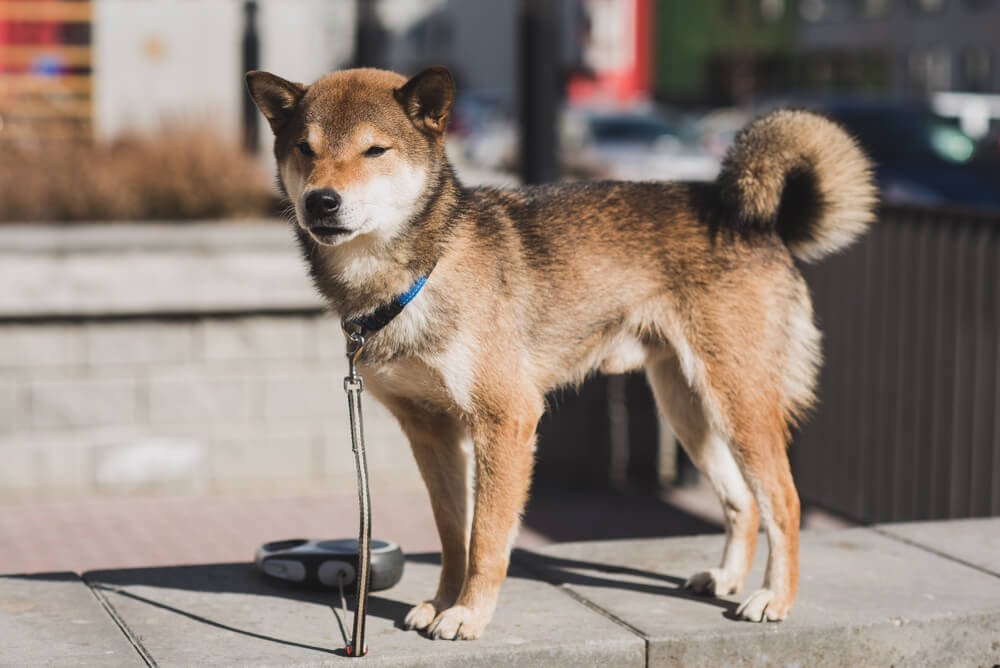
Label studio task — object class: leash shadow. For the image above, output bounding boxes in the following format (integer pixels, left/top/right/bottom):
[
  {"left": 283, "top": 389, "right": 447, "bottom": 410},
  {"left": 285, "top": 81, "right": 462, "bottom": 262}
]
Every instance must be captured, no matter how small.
[{"left": 74, "top": 562, "right": 414, "bottom": 654}]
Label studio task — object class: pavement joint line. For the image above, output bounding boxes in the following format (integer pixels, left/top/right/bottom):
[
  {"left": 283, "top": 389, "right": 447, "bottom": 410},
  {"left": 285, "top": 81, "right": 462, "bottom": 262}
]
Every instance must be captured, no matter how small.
[
  {"left": 83, "top": 575, "right": 158, "bottom": 667},
  {"left": 89, "top": 579, "right": 344, "bottom": 658},
  {"left": 555, "top": 581, "right": 652, "bottom": 666},
  {"left": 511, "top": 550, "right": 652, "bottom": 650},
  {"left": 871, "top": 525, "right": 1000, "bottom": 578}
]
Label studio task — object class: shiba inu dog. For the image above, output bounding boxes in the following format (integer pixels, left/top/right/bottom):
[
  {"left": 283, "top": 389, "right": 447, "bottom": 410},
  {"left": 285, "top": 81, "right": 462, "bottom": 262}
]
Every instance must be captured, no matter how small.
[{"left": 246, "top": 66, "right": 876, "bottom": 640}]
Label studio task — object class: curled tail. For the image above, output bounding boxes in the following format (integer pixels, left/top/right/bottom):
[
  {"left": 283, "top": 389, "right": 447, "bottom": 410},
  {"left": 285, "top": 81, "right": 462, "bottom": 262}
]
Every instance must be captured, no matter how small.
[{"left": 716, "top": 109, "right": 877, "bottom": 263}]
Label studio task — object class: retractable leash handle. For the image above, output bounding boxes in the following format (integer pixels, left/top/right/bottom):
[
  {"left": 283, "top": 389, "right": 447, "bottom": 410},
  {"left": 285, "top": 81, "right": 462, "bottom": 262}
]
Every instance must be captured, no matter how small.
[{"left": 343, "top": 328, "right": 371, "bottom": 658}]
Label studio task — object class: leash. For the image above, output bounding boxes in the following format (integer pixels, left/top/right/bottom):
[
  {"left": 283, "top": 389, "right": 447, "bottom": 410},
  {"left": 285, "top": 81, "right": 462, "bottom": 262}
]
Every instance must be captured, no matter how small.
[
  {"left": 341, "top": 327, "right": 371, "bottom": 657},
  {"left": 337, "top": 272, "right": 430, "bottom": 658}
]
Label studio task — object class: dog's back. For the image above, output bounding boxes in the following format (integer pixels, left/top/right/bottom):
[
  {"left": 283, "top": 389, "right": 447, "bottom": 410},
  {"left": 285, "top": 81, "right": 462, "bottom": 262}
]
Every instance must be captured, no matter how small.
[{"left": 447, "top": 110, "right": 875, "bottom": 421}]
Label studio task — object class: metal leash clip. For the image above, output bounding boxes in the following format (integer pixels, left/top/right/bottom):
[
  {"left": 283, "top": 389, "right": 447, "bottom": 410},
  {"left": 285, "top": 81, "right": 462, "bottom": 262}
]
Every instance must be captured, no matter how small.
[{"left": 341, "top": 321, "right": 371, "bottom": 658}]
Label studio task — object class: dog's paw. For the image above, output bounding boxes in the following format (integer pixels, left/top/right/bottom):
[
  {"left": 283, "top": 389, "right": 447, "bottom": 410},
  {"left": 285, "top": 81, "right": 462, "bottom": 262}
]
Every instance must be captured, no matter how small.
[
  {"left": 426, "top": 605, "right": 489, "bottom": 640},
  {"left": 403, "top": 601, "right": 439, "bottom": 631},
  {"left": 684, "top": 568, "right": 742, "bottom": 597},
  {"left": 735, "top": 588, "right": 789, "bottom": 622}
]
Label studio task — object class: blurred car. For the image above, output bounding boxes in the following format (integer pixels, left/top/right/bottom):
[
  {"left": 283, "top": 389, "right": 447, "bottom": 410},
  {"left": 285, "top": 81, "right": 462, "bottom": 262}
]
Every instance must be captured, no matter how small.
[
  {"left": 757, "top": 97, "right": 1000, "bottom": 210},
  {"left": 562, "top": 108, "right": 720, "bottom": 182},
  {"left": 824, "top": 99, "right": 1000, "bottom": 209},
  {"left": 969, "top": 130, "right": 1000, "bottom": 174},
  {"left": 450, "top": 91, "right": 518, "bottom": 172},
  {"left": 692, "top": 107, "right": 754, "bottom": 160}
]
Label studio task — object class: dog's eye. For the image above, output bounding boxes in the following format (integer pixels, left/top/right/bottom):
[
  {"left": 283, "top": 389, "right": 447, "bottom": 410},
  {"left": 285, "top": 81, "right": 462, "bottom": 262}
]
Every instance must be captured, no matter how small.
[
  {"left": 364, "top": 146, "right": 388, "bottom": 158},
  {"left": 297, "top": 142, "right": 315, "bottom": 157}
]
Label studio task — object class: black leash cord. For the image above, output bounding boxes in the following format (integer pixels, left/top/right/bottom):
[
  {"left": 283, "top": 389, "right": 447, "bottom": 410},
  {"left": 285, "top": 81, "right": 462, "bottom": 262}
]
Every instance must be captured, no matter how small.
[
  {"left": 344, "top": 330, "right": 371, "bottom": 657},
  {"left": 339, "top": 277, "right": 428, "bottom": 656}
]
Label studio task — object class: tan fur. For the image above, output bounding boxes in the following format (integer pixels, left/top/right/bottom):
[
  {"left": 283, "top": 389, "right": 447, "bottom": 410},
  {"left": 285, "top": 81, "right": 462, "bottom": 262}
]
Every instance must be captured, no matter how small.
[{"left": 247, "top": 66, "right": 877, "bottom": 638}]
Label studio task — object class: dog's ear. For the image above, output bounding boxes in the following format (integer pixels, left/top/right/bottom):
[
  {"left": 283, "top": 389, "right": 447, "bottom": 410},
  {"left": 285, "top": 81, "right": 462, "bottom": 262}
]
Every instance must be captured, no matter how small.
[
  {"left": 245, "top": 71, "right": 307, "bottom": 133},
  {"left": 394, "top": 66, "right": 455, "bottom": 135}
]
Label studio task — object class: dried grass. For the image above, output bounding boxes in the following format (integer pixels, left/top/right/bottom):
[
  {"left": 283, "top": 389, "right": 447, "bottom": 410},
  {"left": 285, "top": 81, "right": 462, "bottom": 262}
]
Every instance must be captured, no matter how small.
[{"left": 0, "top": 124, "right": 278, "bottom": 222}]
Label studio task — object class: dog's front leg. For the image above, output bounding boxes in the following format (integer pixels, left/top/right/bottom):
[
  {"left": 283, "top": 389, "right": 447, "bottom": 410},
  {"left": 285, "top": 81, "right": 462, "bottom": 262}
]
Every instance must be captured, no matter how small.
[
  {"left": 427, "top": 392, "right": 542, "bottom": 641},
  {"left": 387, "top": 403, "right": 470, "bottom": 632}
]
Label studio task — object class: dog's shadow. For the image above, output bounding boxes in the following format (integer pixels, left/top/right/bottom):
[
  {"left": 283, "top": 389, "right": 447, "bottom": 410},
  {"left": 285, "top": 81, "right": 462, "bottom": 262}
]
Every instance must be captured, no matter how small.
[
  {"left": 6, "top": 548, "right": 736, "bottom": 656},
  {"left": 507, "top": 549, "right": 740, "bottom": 616}
]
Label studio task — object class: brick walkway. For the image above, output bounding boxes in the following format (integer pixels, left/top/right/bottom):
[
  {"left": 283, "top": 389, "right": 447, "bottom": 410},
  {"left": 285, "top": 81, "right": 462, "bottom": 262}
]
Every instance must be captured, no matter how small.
[
  {"left": 0, "top": 479, "right": 853, "bottom": 575},
  {"left": 0, "top": 490, "right": 463, "bottom": 574}
]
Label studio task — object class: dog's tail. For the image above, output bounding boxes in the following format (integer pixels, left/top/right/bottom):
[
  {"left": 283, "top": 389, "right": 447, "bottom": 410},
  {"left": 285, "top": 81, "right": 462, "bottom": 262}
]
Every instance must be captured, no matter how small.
[{"left": 715, "top": 109, "right": 877, "bottom": 263}]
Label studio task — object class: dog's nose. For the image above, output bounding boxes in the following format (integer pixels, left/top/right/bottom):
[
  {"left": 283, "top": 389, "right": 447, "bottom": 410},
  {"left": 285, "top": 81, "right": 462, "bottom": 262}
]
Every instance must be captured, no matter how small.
[{"left": 305, "top": 189, "right": 341, "bottom": 217}]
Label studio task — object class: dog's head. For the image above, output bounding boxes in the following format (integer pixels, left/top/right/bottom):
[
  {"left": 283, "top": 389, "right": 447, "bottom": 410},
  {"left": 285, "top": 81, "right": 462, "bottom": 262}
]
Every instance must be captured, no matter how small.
[{"left": 246, "top": 67, "right": 454, "bottom": 246}]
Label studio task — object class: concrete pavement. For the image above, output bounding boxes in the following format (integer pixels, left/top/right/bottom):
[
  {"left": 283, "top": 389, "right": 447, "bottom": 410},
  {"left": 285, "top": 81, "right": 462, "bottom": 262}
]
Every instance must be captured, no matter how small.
[
  {"left": 0, "top": 572, "right": 143, "bottom": 667},
  {"left": 2, "top": 519, "right": 999, "bottom": 666},
  {"left": 518, "top": 526, "right": 1000, "bottom": 666}
]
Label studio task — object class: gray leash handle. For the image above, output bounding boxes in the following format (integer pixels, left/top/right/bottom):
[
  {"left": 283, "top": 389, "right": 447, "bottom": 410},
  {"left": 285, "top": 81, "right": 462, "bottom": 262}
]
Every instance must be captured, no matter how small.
[{"left": 343, "top": 330, "right": 371, "bottom": 657}]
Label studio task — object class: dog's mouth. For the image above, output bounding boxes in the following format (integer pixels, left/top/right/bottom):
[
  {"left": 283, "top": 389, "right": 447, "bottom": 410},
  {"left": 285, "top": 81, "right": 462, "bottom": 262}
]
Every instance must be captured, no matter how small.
[
  {"left": 307, "top": 225, "right": 352, "bottom": 243},
  {"left": 311, "top": 226, "right": 349, "bottom": 237}
]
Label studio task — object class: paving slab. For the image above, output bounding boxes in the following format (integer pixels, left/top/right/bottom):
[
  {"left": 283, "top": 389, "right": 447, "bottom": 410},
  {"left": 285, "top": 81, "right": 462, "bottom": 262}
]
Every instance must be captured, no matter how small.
[
  {"left": 515, "top": 527, "right": 1000, "bottom": 667},
  {"left": 0, "top": 572, "right": 143, "bottom": 667},
  {"left": 85, "top": 554, "right": 643, "bottom": 667},
  {"left": 877, "top": 517, "right": 1000, "bottom": 576}
]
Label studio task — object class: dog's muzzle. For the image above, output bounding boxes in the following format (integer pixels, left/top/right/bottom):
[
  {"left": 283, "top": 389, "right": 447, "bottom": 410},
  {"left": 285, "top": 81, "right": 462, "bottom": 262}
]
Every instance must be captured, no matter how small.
[{"left": 302, "top": 188, "right": 348, "bottom": 238}]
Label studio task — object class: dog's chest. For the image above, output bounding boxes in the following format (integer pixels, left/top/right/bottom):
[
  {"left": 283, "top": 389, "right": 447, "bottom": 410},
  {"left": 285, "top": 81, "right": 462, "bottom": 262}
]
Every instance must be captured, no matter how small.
[{"left": 366, "top": 338, "right": 477, "bottom": 414}]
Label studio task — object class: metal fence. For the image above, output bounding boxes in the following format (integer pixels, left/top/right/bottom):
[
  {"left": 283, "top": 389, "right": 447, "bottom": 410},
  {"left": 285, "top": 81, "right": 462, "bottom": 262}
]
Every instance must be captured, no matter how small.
[{"left": 793, "top": 205, "right": 1000, "bottom": 523}]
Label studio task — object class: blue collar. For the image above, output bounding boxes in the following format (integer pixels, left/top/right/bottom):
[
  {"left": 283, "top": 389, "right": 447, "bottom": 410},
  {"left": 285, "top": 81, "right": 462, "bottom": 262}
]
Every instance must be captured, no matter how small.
[{"left": 346, "top": 274, "right": 429, "bottom": 337}]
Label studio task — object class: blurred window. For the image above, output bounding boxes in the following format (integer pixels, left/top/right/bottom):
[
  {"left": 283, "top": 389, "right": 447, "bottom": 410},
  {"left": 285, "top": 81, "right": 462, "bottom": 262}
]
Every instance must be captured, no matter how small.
[
  {"left": 589, "top": 116, "right": 675, "bottom": 143},
  {"left": 961, "top": 46, "right": 992, "bottom": 91},
  {"left": 908, "top": 47, "right": 952, "bottom": 92},
  {"left": 799, "top": 0, "right": 827, "bottom": 21},
  {"left": 724, "top": 0, "right": 754, "bottom": 24},
  {"left": 909, "top": 0, "right": 948, "bottom": 12},
  {"left": 760, "top": 0, "right": 786, "bottom": 21},
  {"left": 860, "top": 0, "right": 892, "bottom": 16},
  {"left": 800, "top": 0, "right": 869, "bottom": 20}
]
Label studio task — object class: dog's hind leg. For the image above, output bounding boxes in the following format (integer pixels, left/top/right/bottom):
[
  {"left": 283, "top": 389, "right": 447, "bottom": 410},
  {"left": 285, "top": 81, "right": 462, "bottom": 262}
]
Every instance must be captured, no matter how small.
[
  {"left": 426, "top": 388, "right": 544, "bottom": 641},
  {"left": 388, "top": 401, "right": 471, "bottom": 632},
  {"left": 729, "top": 411, "right": 800, "bottom": 622},
  {"left": 646, "top": 354, "right": 759, "bottom": 598}
]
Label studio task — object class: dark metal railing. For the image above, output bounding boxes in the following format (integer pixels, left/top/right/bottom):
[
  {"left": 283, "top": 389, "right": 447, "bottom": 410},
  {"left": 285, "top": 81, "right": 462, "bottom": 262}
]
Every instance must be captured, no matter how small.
[{"left": 793, "top": 205, "right": 1000, "bottom": 523}]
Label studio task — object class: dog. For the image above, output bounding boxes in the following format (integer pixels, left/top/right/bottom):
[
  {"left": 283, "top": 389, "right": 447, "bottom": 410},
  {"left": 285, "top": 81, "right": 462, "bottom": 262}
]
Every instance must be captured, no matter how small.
[{"left": 246, "top": 65, "right": 876, "bottom": 640}]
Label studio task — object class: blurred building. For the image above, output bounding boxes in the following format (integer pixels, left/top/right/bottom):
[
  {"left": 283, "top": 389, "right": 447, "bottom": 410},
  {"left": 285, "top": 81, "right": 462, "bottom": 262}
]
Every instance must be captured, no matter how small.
[
  {"left": 650, "top": 0, "right": 1000, "bottom": 106},
  {"left": 0, "top": 0, "right": 619, "bottom": 144},
  {"left": 377, "top": 0, "right": 519, "bottom": 109},
  {"left": 6, "top": 0, "right": 1000, "bottom": 144},
  {"left": 567, "top": 0, "right": 655, "bottom": 106},
  {"left": 1, "top": 0, "right": 357, "bottom": 142},
  {"left": 0, "top": 0, "right": 526, "bottom": 143},
  {"left": 652, "top": 0, "right": 795, "bottom": 106},
  {"left": 796, "top": 0, "right": 999, "bottom": 97},
  {"left": 0, "top": 0, "right": 94, "bottom": 140}
]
